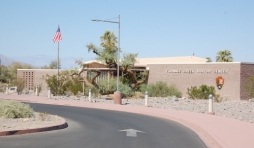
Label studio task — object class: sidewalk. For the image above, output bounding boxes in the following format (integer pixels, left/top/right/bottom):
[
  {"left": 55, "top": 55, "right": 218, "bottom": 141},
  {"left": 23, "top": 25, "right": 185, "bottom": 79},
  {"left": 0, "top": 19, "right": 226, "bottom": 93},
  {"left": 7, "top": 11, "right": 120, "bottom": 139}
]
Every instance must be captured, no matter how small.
[{"left": 1, "top": 94, "right": 254, "bottom": 148}]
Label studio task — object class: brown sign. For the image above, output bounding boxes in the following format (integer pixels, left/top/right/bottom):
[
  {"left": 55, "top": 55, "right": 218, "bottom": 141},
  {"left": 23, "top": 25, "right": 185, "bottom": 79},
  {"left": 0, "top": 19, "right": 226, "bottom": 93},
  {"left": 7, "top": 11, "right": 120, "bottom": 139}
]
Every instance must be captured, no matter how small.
[{"left": 216, "top": 76, "right": 224, "bottom": 90}]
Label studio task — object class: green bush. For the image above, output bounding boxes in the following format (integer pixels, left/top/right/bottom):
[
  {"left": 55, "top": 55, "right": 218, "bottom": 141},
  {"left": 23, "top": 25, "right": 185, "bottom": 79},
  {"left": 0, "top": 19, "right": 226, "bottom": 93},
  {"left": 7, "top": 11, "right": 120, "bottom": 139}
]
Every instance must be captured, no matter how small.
[
  {"left": 0, "top": 100, "right": 34, "bottom": 118},
  {"left": 168, "top": 85, "right": 182, "bottom": 98},
  {"left": 44, "top": 70, "right": 101, "bottom": 96},
  {"left": 119, "top": 82, "right": 133, "bottom": 98},
  {"left": 84, "top": 85, "right": 99, "bottom": 97},
  {"left": 140, "top": 81, "right": 182, "bottom": 98},
  {"left": 71, "top": 79, "right": 99, "bottom": 97},
  {"left": 97, "top": 77, "right": 117, "bottom": 95},
  {"left": 44, "top": 70, "right": 71, "bottom": 95},
  {"left": 67, "top": 77, "right": 83, "bottom": 95},
  {"left": 97, "top": 78, "right": 133, "bottom": 98},
  {"left": 187, "top": 84, "right": 216, "bottom": 99}
]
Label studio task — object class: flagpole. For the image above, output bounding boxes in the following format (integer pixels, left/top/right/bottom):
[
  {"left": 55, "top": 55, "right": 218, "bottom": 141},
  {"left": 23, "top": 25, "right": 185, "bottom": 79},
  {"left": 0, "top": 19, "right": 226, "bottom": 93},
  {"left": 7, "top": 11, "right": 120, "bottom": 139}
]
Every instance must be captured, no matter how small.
[
  {"left": 57, "top": 41, "right": 59, "bottom": 96},
  {"left": 53, "top": 25, "right": 61, "bottom": 96}
]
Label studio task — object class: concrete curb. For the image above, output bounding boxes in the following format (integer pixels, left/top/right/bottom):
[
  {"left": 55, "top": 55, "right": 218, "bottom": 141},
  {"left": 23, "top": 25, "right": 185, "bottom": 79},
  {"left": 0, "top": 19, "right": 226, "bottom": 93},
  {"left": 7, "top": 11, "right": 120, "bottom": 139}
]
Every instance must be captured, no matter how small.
[{"left": 0, "top": 116, "right": 68, "bottom": 136}]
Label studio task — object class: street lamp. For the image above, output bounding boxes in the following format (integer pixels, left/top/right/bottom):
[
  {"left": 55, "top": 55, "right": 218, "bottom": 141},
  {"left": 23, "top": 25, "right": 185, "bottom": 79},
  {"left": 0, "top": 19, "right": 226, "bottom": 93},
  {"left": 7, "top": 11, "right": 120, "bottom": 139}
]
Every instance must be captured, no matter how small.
[{"left": 92, "top": 15, "right": 121, "bottom": 104}]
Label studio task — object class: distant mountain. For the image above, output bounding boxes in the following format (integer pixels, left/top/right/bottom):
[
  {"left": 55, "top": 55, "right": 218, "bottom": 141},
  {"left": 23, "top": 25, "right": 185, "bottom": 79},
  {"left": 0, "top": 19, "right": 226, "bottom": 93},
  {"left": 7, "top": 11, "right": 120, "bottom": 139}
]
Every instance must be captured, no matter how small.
[
  {"left": 0, "top": 54, "right": 17, "bottom": 66},
  {"left": 3, "top": 54, "right": 92, "bottom": 69},
  {"left": 0, "top": 54, "right": 93, "bottom": 69}
]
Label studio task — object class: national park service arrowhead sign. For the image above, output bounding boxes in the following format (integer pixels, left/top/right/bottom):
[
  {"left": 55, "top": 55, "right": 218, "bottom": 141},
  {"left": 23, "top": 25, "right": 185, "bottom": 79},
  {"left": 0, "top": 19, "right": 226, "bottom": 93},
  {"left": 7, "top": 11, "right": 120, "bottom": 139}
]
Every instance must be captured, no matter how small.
[{"left": 216, "top": 76, "right": 224, "bottom": 90}]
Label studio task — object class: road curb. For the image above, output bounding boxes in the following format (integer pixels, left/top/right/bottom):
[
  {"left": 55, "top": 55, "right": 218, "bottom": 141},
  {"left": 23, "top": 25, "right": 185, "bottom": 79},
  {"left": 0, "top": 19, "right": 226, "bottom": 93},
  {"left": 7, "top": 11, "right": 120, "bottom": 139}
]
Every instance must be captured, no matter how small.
[{"left": 0, "top": 116, "right": 68, "bottom": 136}]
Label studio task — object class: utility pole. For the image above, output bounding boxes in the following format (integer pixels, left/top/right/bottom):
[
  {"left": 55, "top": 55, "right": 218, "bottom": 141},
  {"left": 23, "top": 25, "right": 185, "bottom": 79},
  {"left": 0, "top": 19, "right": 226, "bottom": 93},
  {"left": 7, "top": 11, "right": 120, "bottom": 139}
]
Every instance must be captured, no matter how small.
[{"left": 92, "top": 15, "right": 122, "bottom": 104}]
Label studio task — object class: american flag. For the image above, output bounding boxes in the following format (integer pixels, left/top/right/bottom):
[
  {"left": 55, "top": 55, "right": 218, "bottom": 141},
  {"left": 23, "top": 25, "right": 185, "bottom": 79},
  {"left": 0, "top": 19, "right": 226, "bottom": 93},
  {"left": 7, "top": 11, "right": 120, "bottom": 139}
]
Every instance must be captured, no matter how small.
[{"left": 53, "top": 26, "right": 62, "bottom": 43}]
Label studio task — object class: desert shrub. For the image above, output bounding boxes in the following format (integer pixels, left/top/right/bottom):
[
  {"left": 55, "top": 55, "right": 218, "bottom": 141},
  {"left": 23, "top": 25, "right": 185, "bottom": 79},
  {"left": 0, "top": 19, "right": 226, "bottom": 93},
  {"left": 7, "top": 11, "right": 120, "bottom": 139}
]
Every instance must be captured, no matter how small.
[
  {"left": 0, "top": 100, "right": 34, "bottom": 118},
  {"left": 44, "top": 70, "right": 71, "bottom": 95},
  {"left": 67, "top": 77, "right": 83, "bottom": 95},
  {"left": 148, "top": 81, "right": 169, "bottom": 97},
  {"left": 119, "top": 83, "right": 133, "bottom": 98},
  {"left": 39, "top": 112, "right": 50, "bottom": 121},
  {"left": 132, "top": 91, "right": 145, "bottom": 99},
  {"left": 97, "top": 78, "right": 133, "bottom": 98},
  {"left": 84, "top": 85, "right": 99, "bottom": 97},
  {"left": 69, "top": 81, "right": 99, "bottom": 97},
  {"left": 138, "top": 84, "right": 147, "bottom": 93},
  {"left": 44, "top": 75, "right": 61, "bottom": 95},
  {"left": 168, "top": 85, "right": 182, "bottom": 98},
  {"left": 97, "top": 77, "right": 117, "bottom": 95},
  {"left": 14, "top": 78, "right": 26, "bottom": 95},
  {"left": 140, "top": 81, "right": 182, "bottom": 98},
  {"left": 214, "top": 94, "right": 223, "bottom": 103},
  {"left": 244, "top": 76, "right": 254, "bottom": 98},
  {"left": 187, "top": 85, "right": 216, "bottom": 99}
]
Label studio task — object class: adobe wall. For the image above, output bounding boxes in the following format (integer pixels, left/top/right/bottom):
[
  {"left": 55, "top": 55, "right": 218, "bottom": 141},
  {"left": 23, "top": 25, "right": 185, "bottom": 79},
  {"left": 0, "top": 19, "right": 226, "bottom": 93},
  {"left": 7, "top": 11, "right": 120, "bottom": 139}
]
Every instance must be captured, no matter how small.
[
  {"left": 147, "top": 63, "right": 242, "bottom": 100},
  {"left": 17, "top": 69, "right": 58, "bottom": 91},
  {"left": 34, "top": 69, "right": 58, "bottom": 90}
]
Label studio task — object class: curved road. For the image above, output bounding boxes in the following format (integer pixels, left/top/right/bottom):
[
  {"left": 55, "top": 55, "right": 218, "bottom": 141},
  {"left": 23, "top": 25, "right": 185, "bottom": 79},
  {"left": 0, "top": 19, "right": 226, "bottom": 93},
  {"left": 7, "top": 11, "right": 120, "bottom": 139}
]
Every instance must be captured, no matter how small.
[{"left": 0, "top": 103, "right": 207, "bottom": 148}]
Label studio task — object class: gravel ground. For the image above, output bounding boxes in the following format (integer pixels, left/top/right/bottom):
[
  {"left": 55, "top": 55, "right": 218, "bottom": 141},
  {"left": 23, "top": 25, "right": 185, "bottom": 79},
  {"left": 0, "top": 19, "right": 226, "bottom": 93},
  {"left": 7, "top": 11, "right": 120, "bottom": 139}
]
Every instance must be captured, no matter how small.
[
  {"left": 1, "top": 93, "right": 254, "bottom": 132},
  {"left": 0, "top": 112, "right": 63, "bottom": 131},
  {"left": 46, "top": 94, "right": 254, "bottom": 124}
]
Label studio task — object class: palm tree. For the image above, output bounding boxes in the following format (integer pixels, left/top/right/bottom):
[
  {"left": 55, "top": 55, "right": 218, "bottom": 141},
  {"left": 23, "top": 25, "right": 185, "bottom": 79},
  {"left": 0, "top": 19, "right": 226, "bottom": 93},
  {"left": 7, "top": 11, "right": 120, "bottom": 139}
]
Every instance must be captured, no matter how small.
[
  {"left": 100, "top": 30, "right": 118, "bottom": 53},
  {"left": 206, "top": 57, "right": 212, "bottom": 62},
  {"left": 216, "top": 49, "right": 233, "bottom": 62}
]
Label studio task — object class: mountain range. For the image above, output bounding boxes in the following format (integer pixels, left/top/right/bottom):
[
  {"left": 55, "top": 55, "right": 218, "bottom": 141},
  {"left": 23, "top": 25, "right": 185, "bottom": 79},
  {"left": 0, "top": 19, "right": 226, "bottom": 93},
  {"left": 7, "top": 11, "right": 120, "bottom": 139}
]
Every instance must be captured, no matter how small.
[
  {"left": 0, "top": 54, "right": 90, "bottom": 69},
  {"left": 0, "top": 54, "right": 11, "bottom": 66}
]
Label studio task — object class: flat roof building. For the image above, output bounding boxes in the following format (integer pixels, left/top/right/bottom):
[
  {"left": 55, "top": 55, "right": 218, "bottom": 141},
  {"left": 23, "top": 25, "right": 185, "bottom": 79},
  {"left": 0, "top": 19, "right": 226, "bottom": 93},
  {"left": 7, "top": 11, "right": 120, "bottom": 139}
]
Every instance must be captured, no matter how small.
[{"left": 17, "top": 56, "right": 254, "bottom": 100}]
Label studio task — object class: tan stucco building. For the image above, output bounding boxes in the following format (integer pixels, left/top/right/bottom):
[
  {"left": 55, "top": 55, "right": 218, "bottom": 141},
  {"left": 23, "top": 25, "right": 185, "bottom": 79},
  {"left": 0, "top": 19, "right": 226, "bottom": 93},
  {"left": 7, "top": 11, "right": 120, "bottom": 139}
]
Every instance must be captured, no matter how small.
[{"left": 17, "top": 56, "right": 254, "bottom": 100}]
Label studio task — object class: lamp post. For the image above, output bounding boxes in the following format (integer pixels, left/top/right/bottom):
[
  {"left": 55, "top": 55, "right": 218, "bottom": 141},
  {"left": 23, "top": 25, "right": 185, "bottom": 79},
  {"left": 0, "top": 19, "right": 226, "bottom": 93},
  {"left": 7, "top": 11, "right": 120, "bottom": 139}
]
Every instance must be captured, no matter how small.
[{"left": 92, "top": 15, "right": 122, "bottom": 104}]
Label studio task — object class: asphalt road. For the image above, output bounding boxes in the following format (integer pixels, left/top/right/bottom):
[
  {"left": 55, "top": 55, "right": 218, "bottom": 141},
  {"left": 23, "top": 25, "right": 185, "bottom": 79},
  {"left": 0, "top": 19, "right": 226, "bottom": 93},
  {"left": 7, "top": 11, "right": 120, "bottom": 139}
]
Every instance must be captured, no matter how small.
[{"left": 0, "top": 103, "right": 207, "bottom": 148}]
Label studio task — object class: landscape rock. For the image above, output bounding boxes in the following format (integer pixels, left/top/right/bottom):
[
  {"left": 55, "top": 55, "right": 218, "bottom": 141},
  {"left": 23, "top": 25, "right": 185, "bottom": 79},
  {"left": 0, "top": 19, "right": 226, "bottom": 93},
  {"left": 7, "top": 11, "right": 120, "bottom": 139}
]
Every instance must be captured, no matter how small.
[{"left": 37, "top": 93, "right": 254, "bottom": 124}]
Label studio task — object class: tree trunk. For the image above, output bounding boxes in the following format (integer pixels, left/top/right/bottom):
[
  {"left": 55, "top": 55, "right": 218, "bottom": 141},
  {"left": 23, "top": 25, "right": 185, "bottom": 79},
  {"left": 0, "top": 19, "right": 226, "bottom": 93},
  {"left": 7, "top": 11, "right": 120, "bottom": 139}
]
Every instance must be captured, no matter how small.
[
  {"left": 122, "top": 68, "right": 148, "bottom": 89},
  {"left": 70, "top": 69, "right": 101, "bottom": 89},
  {"left": 90, "top": 70, "right": 101, "bottom": 89}
]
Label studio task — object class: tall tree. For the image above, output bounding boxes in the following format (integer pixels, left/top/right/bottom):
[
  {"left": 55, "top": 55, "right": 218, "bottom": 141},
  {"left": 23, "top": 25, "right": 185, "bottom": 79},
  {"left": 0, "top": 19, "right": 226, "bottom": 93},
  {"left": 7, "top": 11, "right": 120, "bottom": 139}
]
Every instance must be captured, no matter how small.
[
  {"left": 8, "top": 62, "right": 34, "bottom": 83},
  {"left": 41, "top": 59, "right": 61, "bottom": 69},
  {"left": 87, "top": 30, "right": 118, "bottom": 68},
  {"left": 0, "top": 65, "right": 11, "bottom": 83},
  {"left": 73, "top": 30, "right": 148, "bottom": 90},
  {"left": 216, "top": 50, "right": 233, "bottom": 62},
  {"left": 206, "top": 57, "right": 212, "bottom": 62}
]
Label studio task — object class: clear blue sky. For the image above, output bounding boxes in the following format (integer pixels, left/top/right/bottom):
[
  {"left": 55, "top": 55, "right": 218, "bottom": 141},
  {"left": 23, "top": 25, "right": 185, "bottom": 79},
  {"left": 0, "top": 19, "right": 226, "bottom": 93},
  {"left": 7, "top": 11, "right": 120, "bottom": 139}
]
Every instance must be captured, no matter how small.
[{"left": 1, "top": 0, "right": 254, "bottom": 62}]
